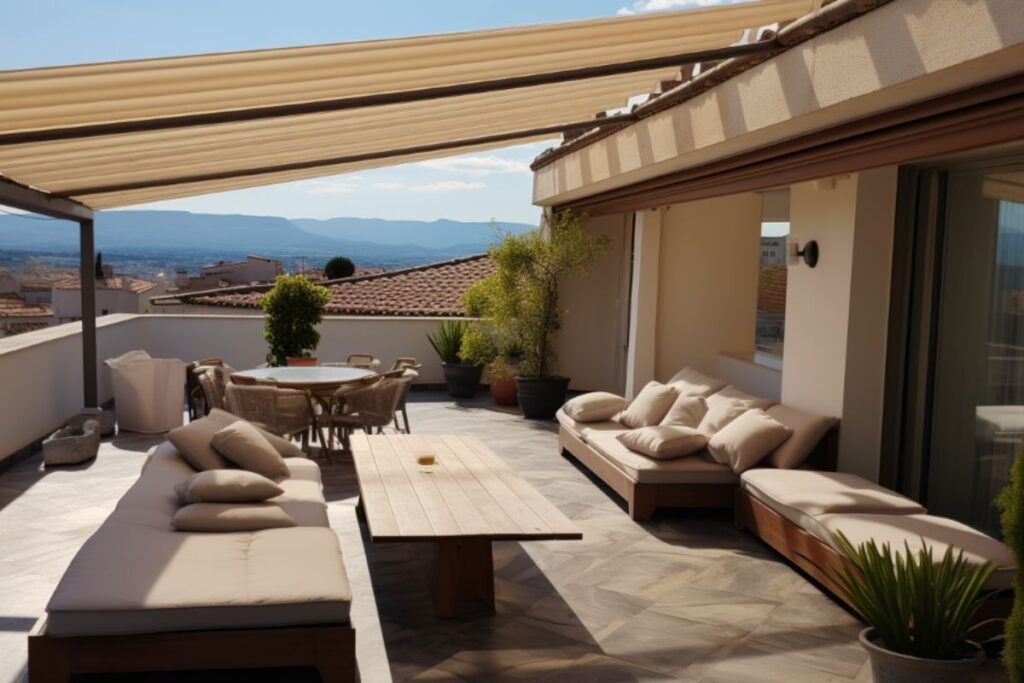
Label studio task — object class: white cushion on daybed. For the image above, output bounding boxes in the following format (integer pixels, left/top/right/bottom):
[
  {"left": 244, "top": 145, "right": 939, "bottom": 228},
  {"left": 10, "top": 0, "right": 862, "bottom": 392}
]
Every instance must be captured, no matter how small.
[
  {"left": 740, "top": 469, "right": 925, "bottom": 543},
  {"left": 556, "top": 408, "right": 620, "bottom": 437},
  {"left": 583, "top": 429, "right": 738, "bottom": 485},
  {"left": 667, "top": 367, "right": 727, "bottom": 397},
  {"left": 562, "top": 392, "right": 630, "bottom": 422},
  {"left": 45, "top": 442, "right": 349, "bottom": 636},
  {"left": 817, "top": 513, "right": 1014, "bottom": 590}
]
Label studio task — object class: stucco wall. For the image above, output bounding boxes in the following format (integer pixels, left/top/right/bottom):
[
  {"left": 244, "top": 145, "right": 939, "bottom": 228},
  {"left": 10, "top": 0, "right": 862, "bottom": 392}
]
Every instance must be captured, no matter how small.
[{"left": 653, "top": 193, "right": 762, "bottom": 380}]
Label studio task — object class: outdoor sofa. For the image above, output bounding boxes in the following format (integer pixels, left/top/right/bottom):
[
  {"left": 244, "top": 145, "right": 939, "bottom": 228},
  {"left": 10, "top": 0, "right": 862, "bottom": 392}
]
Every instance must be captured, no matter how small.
[{"left": 28, "top": 439, "right": 355, "bottom": 682}]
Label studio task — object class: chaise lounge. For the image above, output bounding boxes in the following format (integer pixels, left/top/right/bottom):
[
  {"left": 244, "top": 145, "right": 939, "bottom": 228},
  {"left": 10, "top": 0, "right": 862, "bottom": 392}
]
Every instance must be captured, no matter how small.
[{"left": 28, "top": 434, "right": 355, "bottom": 682}]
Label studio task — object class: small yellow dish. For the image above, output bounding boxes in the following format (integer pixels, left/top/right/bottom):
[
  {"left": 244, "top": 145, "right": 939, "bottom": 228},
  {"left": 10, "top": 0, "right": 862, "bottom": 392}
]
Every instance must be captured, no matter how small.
[{"left": 417, "top": 454, "right": 436, "bottom": 466}]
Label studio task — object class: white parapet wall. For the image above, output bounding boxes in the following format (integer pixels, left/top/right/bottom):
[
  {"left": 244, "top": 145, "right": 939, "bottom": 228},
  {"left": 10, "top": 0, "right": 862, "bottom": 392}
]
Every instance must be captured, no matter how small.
[{"left": 0, "top": 313, "right": 455, "bottom": 464}]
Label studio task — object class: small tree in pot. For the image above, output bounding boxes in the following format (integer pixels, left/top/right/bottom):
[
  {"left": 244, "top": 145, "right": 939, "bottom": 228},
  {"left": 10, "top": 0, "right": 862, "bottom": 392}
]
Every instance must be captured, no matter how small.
[
  {"left": 463, "top": 210, "right": 608, "bottom": 419},
  {"left": 260, "top": 275, "right": 331, "bottom": 366},
  {"left": 460, "top": 322, "right": 520, "bottom": 407},
  {"left": 427, "top": 319, "right": 481, "bottom": 398},
  {"left": 830, "top": 532, "right": 995, "bottom": 682}
]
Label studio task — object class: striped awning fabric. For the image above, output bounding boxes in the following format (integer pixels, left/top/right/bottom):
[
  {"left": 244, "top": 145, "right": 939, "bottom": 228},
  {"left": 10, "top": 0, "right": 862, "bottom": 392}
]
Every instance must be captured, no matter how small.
[{"left": 0, "top": 0, "right": 813, "bottom": 209}]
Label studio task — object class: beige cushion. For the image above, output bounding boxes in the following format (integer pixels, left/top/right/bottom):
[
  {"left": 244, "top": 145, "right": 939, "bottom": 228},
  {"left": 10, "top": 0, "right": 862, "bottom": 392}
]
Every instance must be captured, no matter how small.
[
  {"left": 168, "top": 409, "right": 303, "bottom": 472},
  {"left": 765, "top": 404, "right": 837, "bottom": 469},
  {"left": 175, "top": 469, "right": 284, "bottom": 504},
  {"left": 708, "top": 409, "right": 793, "bottom": 473},
  {"left": 582, "top": 429, "right": 738, "bottom": 484},
  {"left": 619, "top": 382, "right": 679, "bottom": 429},
  {"left": 817, "top": 513, "right": 1014, "bottom": 590},
  {"left": 740, "top": 469, "right": 926, "bottom": 543},
  {"left": 556, "top": 408, "right": 622, "bottom": 440},
  {"left": 698, "top": 385, "right": 774, "bottom": 435},
  {"left": 660, "top": 395, "right": 708, "bottom": 428},
  {"left": 563, "top": 392, "right": 630, "bottom": 423},
  {"left": 211, "top": 421, "right": 291, "bottom": 481},
  {"left": 666, "top": 367, "right": 727, "bottom": 397},
  {"left": 172, "top": 503, "right": 296, "bottom": 532},
  {"left": 617, "top": 426, "right": 707, "bottom": 460}
]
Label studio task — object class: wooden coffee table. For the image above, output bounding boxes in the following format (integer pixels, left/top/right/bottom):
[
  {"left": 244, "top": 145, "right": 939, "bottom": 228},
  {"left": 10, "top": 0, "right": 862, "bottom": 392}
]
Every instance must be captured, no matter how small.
[{"left": 349, "top": 433, "right": 582, "bottom": 617}]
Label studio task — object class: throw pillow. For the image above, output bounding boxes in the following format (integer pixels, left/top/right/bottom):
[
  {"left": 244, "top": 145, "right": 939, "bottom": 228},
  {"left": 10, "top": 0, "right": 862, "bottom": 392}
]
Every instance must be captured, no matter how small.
[
  {"left": 211, "top": 420, "right": 291, "bottom": 481},
  {"left": 660, "top": 395, "right": 708, "bottom": 428},
  {"left": 707, "top": 409, "right": 793, "bottom": 473},
  {"left": 562, "top": 392, "right": 630, "bottom": 422},
  {"left": 666, "top": 367, "right": 728, "bottom": 397},
  {"left": 169, "top": 409, "right": 303, "bottom": 472},
  {"left": 172, "top": 503, "right": 296, "bottom": 532},
  {"left": 764, "top": 404, "right": 838, "bottom": 469},
  {"left": 698, "top": 385, "right": 773, "bottom": 435},
  {"left": 618, "top": 382, "right": 679, "bottom": 429},
  {"left": 175, "top": 469, "right": 284, "bottom": 504},
  {"left": 617, "top": 425, "right": 707, "bottom": 459}
]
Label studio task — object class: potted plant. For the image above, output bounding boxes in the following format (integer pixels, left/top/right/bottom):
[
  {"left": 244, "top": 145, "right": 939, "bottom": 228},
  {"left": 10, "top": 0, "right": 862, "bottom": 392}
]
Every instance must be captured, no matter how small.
[
  {"left": 462, "top": 210, "right": 608, "bottom": 419},
  {"left": 460, "top": 323, "right": 521, "bottom": 407},
  {"left": 260, "top": 274, "right": 331, "bottom": 367},
  {"left": 427, "top": 319, "right": 482, "bottom": 398},
  {"left": 997, "top": 446, "right": 1024, "bottom": 681},
  {"left": 830, "top": 532, "right": 995, "bottom": 682}
]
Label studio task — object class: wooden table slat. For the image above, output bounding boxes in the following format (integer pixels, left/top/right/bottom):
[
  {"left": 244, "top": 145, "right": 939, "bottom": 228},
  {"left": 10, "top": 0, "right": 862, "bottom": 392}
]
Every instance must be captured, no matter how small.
[
  {"left": 409, "top": 435, "right": 494, "bottom": 536},
  {"left": 348, "top": 433, "right": 400, "bottom": 538},
  {"left": 387, "top": 436, "right": 464, "bottom": 537},
  {"left": 363, "top": 435, "right": 434, "bottom": 538},
  {"left": 424, "top": 436, "right": 520, "bottom": 536}
]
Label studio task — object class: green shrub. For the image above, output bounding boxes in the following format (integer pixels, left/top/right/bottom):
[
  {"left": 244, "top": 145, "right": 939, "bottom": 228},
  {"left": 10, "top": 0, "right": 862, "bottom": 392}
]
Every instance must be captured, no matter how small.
[
  {"left": 830, "top": 532, "right": 995, "bottom": 660},
  {"left": 427, "top": 319, "right": 468, "bottom": 365},
  {"left": 259, "top": 275, "right": 331, "bottom": 366},
  {"left": 324, "top": 256, "right": 356, "bottom": 279},
  {"left": 998, "top": 448, "right": 1024, "bottom": 680}
]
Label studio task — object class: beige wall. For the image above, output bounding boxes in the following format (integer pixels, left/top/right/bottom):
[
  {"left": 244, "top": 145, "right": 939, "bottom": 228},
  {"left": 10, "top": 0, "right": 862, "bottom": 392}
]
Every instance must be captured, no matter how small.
[
  {"left": 554, "top": 211, "right": 632, "bottom": 392},
  {"left": 781, "top": 168, "right": 898, "bottom": 479},
  {"left": 653, "top": 193, "right": 762, "bottom": 380}
]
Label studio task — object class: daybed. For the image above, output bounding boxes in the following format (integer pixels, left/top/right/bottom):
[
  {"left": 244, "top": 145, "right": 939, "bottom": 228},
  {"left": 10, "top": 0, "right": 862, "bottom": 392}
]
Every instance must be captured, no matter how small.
[
  {"left": 557, "top": 367, "right": 838, "bottom": 520},
  {"left": 28, "top": 442, "right": 355, "bottom": 682}
]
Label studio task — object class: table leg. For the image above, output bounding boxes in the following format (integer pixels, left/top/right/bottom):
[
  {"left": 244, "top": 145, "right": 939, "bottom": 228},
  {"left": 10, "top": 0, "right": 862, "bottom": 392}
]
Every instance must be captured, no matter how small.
[{"left": 435, "top": 539, "right": 495, "bottom": 618}]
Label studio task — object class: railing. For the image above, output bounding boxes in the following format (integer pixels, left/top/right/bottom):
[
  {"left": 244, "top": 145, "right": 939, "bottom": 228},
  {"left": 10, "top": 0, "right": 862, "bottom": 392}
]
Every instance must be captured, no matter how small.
[{"left": 0, "top": 313, "right": 453, "bottom": 464}]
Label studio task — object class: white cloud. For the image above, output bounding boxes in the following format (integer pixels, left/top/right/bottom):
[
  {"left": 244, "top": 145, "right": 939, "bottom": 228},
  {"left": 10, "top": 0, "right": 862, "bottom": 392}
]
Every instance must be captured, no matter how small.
[
  {"left": 617, "top": 0, "right": 746, "bottom": 15},
  {"left": 371, "top": 182, "right": 405, "bottom": 190},
  {"left": 305, "top": 179, "right": 360, "bottom": 194},
  {"left": 416, "top": 155, "right": 530, "bottom": 176},
  {"left": 410, "top": 181, "right": 486, "bottom": 193}
]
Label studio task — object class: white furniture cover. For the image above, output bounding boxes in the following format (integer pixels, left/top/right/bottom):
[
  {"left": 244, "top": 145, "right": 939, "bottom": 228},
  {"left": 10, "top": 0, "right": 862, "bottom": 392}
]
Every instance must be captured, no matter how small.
[{"left": 104, "top": 349, "right": 186, "bottom": 433}]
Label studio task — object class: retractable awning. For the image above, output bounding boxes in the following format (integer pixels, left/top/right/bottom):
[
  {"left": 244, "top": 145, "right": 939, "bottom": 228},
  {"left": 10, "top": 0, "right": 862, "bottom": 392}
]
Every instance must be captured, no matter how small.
[{"left": 0, "top": 0, "right": 814, "bottom": 209}]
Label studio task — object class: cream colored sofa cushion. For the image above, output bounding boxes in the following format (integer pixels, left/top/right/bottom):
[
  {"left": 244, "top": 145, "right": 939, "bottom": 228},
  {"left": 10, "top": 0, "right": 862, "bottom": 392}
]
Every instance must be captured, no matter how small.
[
  {"left": 619, "top": 382, "right": 679, "bottom": 428},
  {"left": 740, "top": 469, "right": 926, "bottom": 543},
  {"left": 617, "top": 426, "right": 707, "bottom": 460},
  {"left": 708, "top": 409, "right": 792, "bottom": 473},
  {"left": 699, "top": 386, "right": 774, "bottom": 435},
  {"left": 817, "top": 513, "right": 1014, "bottom": 590},
  {"left": 563, "top": 392, "right": 630, "bottom": 423},
  {"left": 764, "top": 404, "right": 837, "bottom": 469},
  {"left": 169, "top": 409, "right": 303, "bottom": 472},
  {"left": 173, "top": 503, "right": 297, "bottom": 532},
  {"left": 556, "top": 408, "right": 620, "bottom": 439},
  {"left": 212, "top": 420, "right": 290, "bottom": 481},
  {"left": 583, "top": 429, "right": 737, "bottom": 484},
  {"left": 666, "top": 367, "right": 727, "bottom": 397},
  {"left": 660, "top": 395, "right": 708, "bottom": 429},
  {"left": 175, "top": 469, "right": 284, "bottom": 504}
]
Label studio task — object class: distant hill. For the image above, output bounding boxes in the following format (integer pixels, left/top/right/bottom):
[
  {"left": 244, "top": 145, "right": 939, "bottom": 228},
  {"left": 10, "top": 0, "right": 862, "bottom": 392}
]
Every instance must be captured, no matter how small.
[{"left": 0, "top": 211, "right": 535, "bottom": 267}]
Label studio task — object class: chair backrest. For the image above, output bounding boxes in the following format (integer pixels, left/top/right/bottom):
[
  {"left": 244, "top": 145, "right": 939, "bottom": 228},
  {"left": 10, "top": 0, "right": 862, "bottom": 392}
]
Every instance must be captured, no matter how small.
[
  {"left": 195, "top": 365, "right": 232, "bottom": 412},
  {"left": 343, "top": 377, "right": 410, "bottom": 425},
  {"left": 224, "top": 383, "right": 314, "bottom": 436},
  {"left": 346, "top": 353, "right": 377, "bottom": 365},
  {"left": 390, "top": 357, "right": 422, "bottom": 371},
  {"left": 376, "top": 368, "right": 407, "bottom": 380}
]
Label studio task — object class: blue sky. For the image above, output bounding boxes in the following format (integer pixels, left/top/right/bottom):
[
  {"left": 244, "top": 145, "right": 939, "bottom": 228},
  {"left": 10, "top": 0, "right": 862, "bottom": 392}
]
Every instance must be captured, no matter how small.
[{"left": 3, "top": 0, "right": 736, "bottom": 224}]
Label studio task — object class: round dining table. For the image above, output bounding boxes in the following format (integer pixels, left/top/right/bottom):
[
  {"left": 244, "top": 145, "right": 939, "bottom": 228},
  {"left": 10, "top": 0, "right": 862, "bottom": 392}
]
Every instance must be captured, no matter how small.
[{"left": 232, "top": 365, "right": 377, "bottom": 403}]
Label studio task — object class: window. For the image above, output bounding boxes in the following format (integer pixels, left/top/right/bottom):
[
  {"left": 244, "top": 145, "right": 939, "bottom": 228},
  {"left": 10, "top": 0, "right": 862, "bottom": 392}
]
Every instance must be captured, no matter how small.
[{"left": 755, "top": 190, "right": 790, "bottom": 362}]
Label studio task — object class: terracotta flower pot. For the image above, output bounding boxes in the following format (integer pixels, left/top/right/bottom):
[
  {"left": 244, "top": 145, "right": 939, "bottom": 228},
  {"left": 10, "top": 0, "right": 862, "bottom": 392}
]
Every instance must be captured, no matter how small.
[
  {"left": 286, "top": 357, "right": 318, "bottom": 367},
  {"left": 489, "top": 377, "right": 518, "bottom": 406}
]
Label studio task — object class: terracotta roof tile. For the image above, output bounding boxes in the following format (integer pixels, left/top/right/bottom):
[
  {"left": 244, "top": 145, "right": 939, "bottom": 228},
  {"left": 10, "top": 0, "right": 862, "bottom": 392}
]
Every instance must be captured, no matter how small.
[
  {"left": 54, "top": 276, "right": 157, "bottom": 294},
  {"left": 174, "top": 254, "right": 494, "bottom": 317},
  {"left": 0, "top": 292, "right": 53, "bottom": 318}
]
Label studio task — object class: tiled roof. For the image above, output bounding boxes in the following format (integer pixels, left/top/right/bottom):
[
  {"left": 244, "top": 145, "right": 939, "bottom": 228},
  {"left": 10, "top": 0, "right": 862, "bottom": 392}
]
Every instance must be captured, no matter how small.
[
  {"left": 4, "top": 321, "right": 50, "bottom": 334},
  {"left": 757, "top": 265, "right": 787, "bottom": 314},
  {"left": 168, "top": 254, "right": 494, "bottom": 317},
  {"left": 53, "top": 276, "right": 157, "bottom": 294},
  {"left": 0, "top": 292, "right": 52, "bottom": 318}
]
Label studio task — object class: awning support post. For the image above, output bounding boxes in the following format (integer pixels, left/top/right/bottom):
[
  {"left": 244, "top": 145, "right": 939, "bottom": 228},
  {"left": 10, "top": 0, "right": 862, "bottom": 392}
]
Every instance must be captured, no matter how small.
[{"left": 79, "top": 218, "right": 98, "bottom": 408}]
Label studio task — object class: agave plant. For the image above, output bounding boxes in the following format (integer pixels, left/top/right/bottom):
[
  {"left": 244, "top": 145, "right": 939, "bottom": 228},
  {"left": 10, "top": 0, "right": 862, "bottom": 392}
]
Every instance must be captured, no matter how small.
[
  {"left": 830, "top": 532, "right": 995, "bottom": 660},
  {"left": 427, "top": 320, "right": 469, "bottom": 365}
]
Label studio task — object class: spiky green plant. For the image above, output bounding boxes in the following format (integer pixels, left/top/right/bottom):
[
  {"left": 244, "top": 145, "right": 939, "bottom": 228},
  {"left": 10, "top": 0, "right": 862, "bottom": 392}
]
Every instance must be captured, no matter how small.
[
  {"left": 259, "top": 275, "right": 331, "bottom": 366},
  {"left": 830, "top": 532, "right": 995, "bottom": 660},
  {"left": 997, "top": 447, "right": 1024, "bottom": 680},
  {"left": 427, "top": 319, "right": 469, "bottom": 365}
]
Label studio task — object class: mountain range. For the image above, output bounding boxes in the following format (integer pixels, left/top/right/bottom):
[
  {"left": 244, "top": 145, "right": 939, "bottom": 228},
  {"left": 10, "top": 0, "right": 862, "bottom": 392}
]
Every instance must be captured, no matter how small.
[{"left": 0, "top": 210, "right": 534, "bottom": 269}]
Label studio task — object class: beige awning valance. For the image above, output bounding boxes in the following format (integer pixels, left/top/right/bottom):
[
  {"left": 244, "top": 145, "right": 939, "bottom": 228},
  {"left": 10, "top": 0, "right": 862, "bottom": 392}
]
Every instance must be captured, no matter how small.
[{"left": 0, "top": 0, "right": 813, "bottom": 209}]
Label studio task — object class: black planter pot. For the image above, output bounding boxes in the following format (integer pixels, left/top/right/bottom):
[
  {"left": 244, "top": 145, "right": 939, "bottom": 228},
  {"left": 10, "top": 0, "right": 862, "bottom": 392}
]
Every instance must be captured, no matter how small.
[
  {"left": 442, "top": 362, "right": 483, "bottom": 398},
  {"left": 516, "top": 376, "right": 570, "bottom": 420}
]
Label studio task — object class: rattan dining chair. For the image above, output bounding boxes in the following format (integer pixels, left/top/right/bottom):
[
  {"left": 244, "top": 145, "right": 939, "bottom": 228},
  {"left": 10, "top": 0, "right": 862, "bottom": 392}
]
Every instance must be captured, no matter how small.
[
  {"left": 387, "top": 357, "right": 421, "bottom": 433},
  {"left": 185, "top": 359, "right": 223, "bottom": 420},
  {"left": 322, "top": 353, "right": 381, "bottom": 371},
  {"left": 224, "top": 383, "right": 323, "bottom": 454},
  {"left": 324, "top": 376, "right": 410, "bottom": 455},
  {"left": 194, "top": 364, "right": 234, "bottom": 415}
]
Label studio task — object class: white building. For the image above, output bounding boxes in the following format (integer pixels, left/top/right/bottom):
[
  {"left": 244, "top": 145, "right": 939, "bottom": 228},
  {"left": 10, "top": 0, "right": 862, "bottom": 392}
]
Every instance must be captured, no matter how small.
[{"left": 51, "top": 276, "right": 159, "bottom": 323}]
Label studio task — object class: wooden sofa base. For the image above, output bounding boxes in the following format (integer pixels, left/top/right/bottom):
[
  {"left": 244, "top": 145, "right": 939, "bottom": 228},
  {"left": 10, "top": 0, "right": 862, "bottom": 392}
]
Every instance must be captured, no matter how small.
[
  {"left": 559, "top": 425, "right": 734, "bottom": 521},
  {"left": 734, "top": 490, "right": 1012, "bottom": 635},
  {"left": 28, "top": 617, "right": 356, "bottom": 683}
]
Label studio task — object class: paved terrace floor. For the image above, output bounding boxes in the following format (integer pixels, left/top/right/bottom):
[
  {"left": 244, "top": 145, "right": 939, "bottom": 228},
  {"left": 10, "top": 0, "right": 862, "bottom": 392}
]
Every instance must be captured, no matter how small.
[{"left": 0, "top": 393, "right": 1008, "bottom": 682}]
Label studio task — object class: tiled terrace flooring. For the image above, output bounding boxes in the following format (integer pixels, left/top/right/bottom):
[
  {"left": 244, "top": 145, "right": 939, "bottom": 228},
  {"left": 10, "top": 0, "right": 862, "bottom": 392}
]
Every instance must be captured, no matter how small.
[{"left": 0, "top": 393, "right": 1008, "bottom": 682}]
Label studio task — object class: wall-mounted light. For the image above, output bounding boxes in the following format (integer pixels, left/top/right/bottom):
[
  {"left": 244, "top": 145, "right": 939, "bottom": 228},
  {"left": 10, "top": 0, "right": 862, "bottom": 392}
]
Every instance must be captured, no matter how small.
[{"left": 789, "top": 240, "right": 820, "bottom": 268}]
